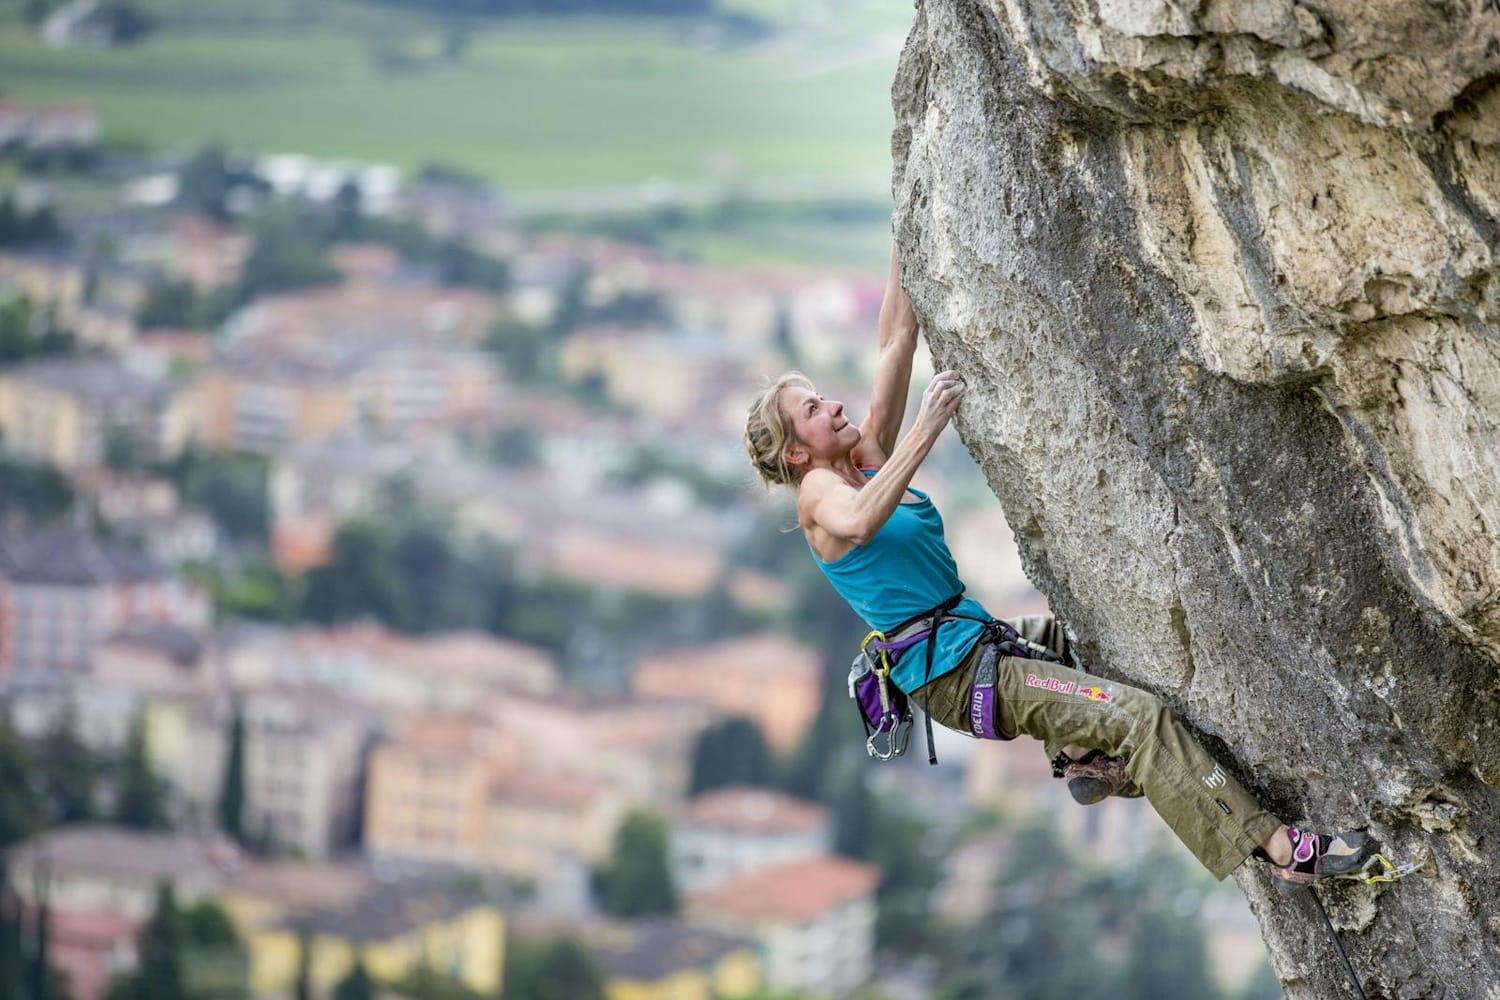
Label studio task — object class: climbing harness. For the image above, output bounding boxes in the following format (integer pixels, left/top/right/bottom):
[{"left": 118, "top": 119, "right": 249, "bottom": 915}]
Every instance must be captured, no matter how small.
[
  {"left": 849, "top": 594, "right": 1063, "bottom": 764},
  {"left": 1304, "top": 847, "right": 1437, "bottom": 1000}
]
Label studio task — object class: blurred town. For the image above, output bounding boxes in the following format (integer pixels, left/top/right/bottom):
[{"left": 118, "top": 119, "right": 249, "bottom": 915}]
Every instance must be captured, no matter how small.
[{"left": 0, "top": 49, "right": 1277, "bottom": 1000}]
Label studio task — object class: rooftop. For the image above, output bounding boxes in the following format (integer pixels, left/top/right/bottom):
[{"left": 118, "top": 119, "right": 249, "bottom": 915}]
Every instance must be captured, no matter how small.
[
  {"left": 687, "top": 855, "right": 878, "bottom": 924},
  {"left": 4, "top": 357, "right": 169, "bottom": 405},
  {"left": 681, "top": 787, "right": 829, "bottom": 836},
  {"left": 100, "top": 623, "right": 206, "bottom": 665},
  {"left": 636, "top": 633, "right": 821, "bottom": 680},
  {"left": 6, "top": 825, "right": 240, "bottom": 887},
  {"left": 225, "top": 858, "right": 373, "bottom": 913},
  {"left": 549, "top": 527, "right": 721, "bottom": 600},
  {"left": 594, "top": 920, "right": 755, "bottom": 982},
  {"left": 281, "top": 877, "right": 488, "bottom": 941},
  {"left": 490, "top": 770, "right": 608, "bottom": 812},
  {"left": 0, "top": 527, "right": 162, "bottom": 586}
]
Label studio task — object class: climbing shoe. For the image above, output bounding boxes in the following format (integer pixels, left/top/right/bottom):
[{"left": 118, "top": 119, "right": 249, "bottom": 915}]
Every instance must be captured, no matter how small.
[
  {"left": 1267, "top": 828, "right": 1379, "bottom": 893},
  {"left": 1062, "top": 749, "right": 1143, "bottom": 805}
]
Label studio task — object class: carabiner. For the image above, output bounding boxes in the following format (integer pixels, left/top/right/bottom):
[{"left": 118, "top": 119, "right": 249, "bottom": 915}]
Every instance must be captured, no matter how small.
[{"left": 866, "top": 711, "right": 912, "bottom": 760}]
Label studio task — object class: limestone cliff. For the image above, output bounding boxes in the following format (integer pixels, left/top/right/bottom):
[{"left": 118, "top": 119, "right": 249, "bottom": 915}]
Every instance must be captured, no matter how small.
[{"left": 890, "top": 1, "right": 1500, "bottom": 995}]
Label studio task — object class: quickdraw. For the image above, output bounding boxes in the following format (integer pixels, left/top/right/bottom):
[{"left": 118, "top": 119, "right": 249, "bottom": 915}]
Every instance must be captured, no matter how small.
[
  {"left": 856, "top": 629, "right": 913, "bottom": 760},
  {"left": 1327, "top": 847, "right": 1437, "bottom": 885}
]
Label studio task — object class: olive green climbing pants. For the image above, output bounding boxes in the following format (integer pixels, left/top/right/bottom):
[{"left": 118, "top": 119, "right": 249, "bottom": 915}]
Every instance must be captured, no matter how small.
[{"left": 914, "top": 615, "right": 1281, "bottom": 880}]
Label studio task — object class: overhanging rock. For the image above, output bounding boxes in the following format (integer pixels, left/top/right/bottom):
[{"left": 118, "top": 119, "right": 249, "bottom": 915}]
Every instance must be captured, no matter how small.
[{"left": 890, "top": 1, "right": 1500, "bottom": 995}]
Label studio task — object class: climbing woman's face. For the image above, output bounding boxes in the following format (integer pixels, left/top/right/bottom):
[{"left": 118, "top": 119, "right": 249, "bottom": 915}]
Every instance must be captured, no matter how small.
[{"left": 780, "top": 384, "right": 860, "bottom": 465}]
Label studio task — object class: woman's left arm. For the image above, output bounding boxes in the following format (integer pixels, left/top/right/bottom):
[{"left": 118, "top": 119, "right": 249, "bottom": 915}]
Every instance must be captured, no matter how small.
[{"left": 856, "top": 242, "right": 920, "bottom": 465}]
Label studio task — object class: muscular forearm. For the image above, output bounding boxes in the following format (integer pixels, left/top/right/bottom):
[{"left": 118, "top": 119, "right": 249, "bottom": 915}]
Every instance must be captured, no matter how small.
[
  {"left": 865, "top": 244, "right": 921, "bottom": 457},
  {"left": 877, "top": 242, "right": 919, "bottom": 350}
]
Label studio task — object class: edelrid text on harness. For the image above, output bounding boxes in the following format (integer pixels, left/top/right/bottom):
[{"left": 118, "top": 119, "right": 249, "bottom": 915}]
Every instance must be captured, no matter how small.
[{"left": 849, "top": 594, "right": 1063, "bottom": 765}]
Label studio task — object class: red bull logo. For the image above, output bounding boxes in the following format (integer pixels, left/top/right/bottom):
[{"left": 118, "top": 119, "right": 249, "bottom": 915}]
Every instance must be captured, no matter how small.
[
  {"left": 1025, "top": 674, "right": 1075, "bottom": 693},
  {"left": 1076, "top": 686, "right": 1112, "bottom": 703}
]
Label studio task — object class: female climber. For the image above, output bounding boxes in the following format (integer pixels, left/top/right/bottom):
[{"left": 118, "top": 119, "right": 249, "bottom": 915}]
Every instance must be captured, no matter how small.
[{"left": 743, "top": 242, "right": 1375, "bottom": 891}]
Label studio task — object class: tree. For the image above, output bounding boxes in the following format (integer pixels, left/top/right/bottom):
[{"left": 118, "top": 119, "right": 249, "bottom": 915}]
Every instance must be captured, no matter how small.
[
  {"left": 136, "top": 279, "right": 235, "bottom": 331},
  {"left": 484, "top": 318, "right": 553, "bottom": 383},
  {"left": 549, "top": 265, "right": 590, "bottom": 335},
  {"left": 0, "top": 456, "right": 75, "bottom": 522},
  {"left": 331, "top": 180, "right": 363, "bottom": 241},
  {"left": 175, "top": 146, "right": 265, "bottom": 220},
  {"left": 97, "top": 2, "right": 156, "bottom": 44},
  {"left": 387, "top": 963, "right": 482, "bottom": 1000},
  {"left": 165, "top": 449, "right": 271, "bottom": 544},
  {"left": 135, "top": 280, "right": 197, "bottom": 329},
  {"left": 0, "top": 197, "right": 62, "bottom": 247},
  {"left": 830, "top": 770, "right": 877, "bottom": 861},
  {"left": 292, "top": 927, "right": 312, "bottom": 1000},
  {"left": 771, "top": 305, "right": 797, "bottom": 362},
  {"left": 869, "top": 803, "right": 941, "bottom": 955},
  {"left": 216, "top": 702, "right": 245, "bottom": 843},
  {"left": 332, "top": 952, "right": 375, "bottom": 1000},
  {"left": 114, "top": 710, "right": 167, "bottom": 830},
  {"left": 688, "top": 716, "right": 774, "bottom": 795},
  {"left": 504, "top": 936, "right": 606, "bottom": 1000},
  {"left": 238, "top": 207, "right": 339, "bottom": 300},
  {"left": 0, "top": 863, "right": 18, "bottom": 1000},
  {"left": 434, "top": 237, "right": 509, "bottom": 292},
  {"left": 593, "top": 810, "right": 677, "bottom": 918},
  {"left": 0, "top": 716, "right": 42, "bottom": 849},
  {"left": 38, "top": 700, "right": 96, "bottom": 825},
  {"left": 176, "top": 147, "right": 235, "bottom": 220},
  {"left": 0, "top": 296, "right": 38, "bottom": 364},
  {"left": 1120, "top": 902, "right": 1223, "bottom": 1000},
  {"left": 179, "top": 899, "right": 248, "bottom": 1000},
  {"left": 27, "top": 881, "right": 49, "bottom": 1000},
  {"left": 181, "top": 900, "right": 238, "bottom": 949},
  {"left": 133, "top": 883, "right": 185, "bottom": 1000},
  {"left": 959, "top": 822, "right": 1120, "bottom": 1000},
  {"left": 778, "top": 657, "right": 859, "bottom": 803},
  {"left": 392, "top": 522, "right": 459, "bottom": 630},
  {"left": 301, "top": 519, "right": 407, "bottom": 628}
]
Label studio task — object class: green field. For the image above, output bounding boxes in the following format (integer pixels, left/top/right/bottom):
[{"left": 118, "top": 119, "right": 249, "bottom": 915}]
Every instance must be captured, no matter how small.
[{"left": 0, "top": 1, "right": 908, "bottom": 195}]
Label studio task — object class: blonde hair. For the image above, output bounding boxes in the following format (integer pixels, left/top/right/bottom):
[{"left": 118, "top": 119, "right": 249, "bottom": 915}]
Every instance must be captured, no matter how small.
[{"left": 744, "top": 371, "right": 814, "bottom": 488}]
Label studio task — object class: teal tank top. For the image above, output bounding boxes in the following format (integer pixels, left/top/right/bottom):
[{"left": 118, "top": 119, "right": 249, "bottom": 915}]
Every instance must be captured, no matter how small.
[{"left": 811, "top": 472, "right": 990, "bottom": 693}]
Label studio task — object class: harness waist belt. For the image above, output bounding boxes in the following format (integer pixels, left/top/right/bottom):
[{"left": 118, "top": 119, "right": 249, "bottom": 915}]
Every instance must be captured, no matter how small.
[{"left": 870, "top": 593, "right": 965, "bottom": 661}]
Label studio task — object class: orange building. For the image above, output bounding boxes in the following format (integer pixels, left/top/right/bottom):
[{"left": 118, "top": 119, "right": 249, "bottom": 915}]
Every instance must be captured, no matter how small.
[
  {"left": 363, "top": 713, "right": 518, "bottom": 868},
  {"left": 194, "top": 362, "right": 356, "bottom": 454},
  {"left": 487, "top": 771, "right": 625, "bottom": 878},
  {"left": 632, "top": 634, "right": 822, "bottom": 753}
]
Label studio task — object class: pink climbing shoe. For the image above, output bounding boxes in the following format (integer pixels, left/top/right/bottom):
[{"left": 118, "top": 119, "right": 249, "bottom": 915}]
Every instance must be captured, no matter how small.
[{"left": 1268, "top": 828, "right": 1379, "bottom": 892}]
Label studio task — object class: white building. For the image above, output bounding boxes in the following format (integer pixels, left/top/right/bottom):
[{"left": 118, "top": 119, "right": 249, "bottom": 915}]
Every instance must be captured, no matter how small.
[
  {"left": 686, "top": 855, "right": 879, "bottom": 999},
  {"left": 672, "top": 786, "right": 830, "bottom": 894},
  {"left": 162, "top": 687, "right": 373, "bottom": 858}
]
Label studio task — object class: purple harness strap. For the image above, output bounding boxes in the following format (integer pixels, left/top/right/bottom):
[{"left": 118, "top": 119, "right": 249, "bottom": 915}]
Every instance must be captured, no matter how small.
[
  {"left": 875, "top": 626, "right": 1004, "bottom": 741},
  {"left": 968, "top": 643, "right": 1002, "bottom": 739},
  {"left": 870, "top": 631, "right": 930, "bottom": 657}
]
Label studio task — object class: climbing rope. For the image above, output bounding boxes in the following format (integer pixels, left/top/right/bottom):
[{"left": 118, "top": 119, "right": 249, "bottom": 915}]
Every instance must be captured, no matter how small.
[
  {"left": 1302, "top": 849, "right": 1435, "bottom": 999},
  {"left": 1309, "top": 890, "right": 1367, "bottom": 1000}
]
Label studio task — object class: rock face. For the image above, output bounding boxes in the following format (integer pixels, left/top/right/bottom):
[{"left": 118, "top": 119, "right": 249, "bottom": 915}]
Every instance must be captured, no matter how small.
[{"left": 890, "top": 1, "right": 1500, "bottom": 995}]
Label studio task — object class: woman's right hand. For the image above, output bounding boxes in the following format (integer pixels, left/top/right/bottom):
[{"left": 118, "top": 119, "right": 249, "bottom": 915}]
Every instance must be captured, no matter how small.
[{"left": 915, "top": 369, "right": 966, "bottom": 438}]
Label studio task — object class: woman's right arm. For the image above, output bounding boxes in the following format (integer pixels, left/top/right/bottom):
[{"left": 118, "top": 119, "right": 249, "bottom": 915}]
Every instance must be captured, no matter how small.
[{"left": 801, "top": 370, "right": 965, "bottom": 545}]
